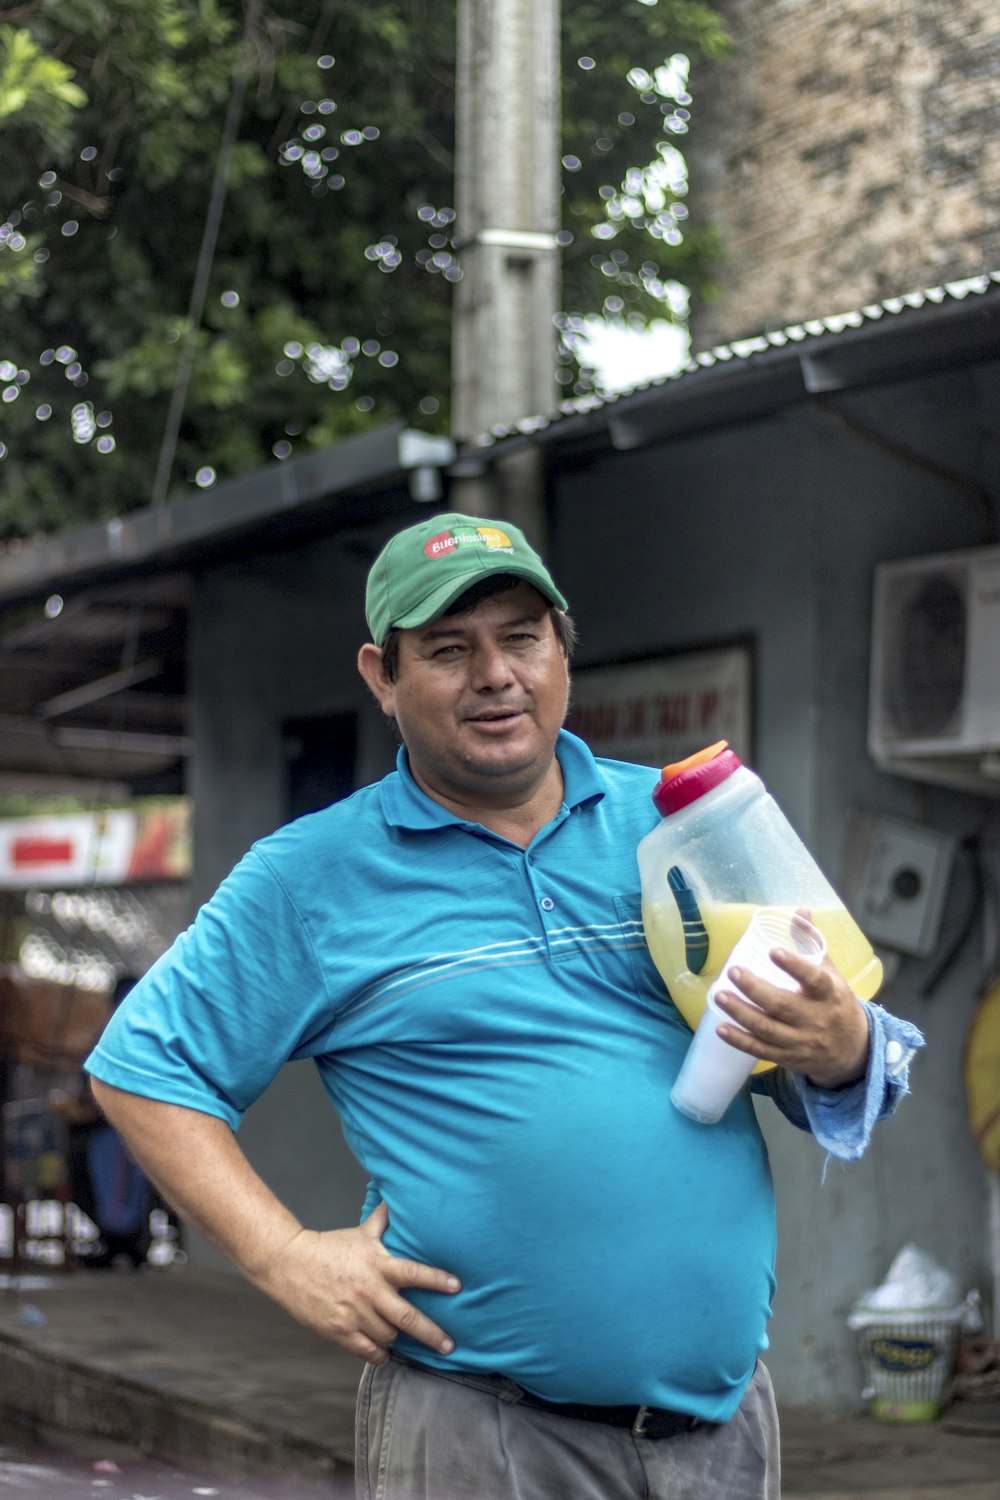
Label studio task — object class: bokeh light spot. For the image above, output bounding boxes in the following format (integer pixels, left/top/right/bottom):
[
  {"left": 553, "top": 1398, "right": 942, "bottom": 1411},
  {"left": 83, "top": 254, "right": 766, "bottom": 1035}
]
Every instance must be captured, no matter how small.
[{"left": 71, "top": 402, "right": 95, "bottom": 443}]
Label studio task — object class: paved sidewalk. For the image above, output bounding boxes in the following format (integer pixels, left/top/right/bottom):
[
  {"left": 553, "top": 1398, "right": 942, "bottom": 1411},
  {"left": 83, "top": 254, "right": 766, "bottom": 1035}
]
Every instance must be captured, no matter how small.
[{"left": 0, "top": 1263, "right": 997, "bottom": 1498}]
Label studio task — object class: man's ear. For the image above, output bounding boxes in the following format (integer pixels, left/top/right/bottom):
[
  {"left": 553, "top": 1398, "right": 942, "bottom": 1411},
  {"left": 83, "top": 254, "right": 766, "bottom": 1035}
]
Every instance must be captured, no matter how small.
[{"left": 357, "top": 642, "right": 396, "bottom": 716}]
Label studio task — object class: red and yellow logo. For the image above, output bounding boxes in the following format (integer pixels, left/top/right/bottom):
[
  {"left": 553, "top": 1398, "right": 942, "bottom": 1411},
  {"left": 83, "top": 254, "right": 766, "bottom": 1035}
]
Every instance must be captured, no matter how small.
[{"left": 424, "top": 525, "right": 513, "bottom": 559}]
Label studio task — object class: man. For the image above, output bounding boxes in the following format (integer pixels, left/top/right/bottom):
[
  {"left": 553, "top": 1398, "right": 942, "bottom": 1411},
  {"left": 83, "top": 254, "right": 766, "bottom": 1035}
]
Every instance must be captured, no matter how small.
[
  {"left": 88, "top": 512, "right": 923, "bottom": 1500},
  {"left": 51, "top": 974, "right": 153, "bottom": 1267}
]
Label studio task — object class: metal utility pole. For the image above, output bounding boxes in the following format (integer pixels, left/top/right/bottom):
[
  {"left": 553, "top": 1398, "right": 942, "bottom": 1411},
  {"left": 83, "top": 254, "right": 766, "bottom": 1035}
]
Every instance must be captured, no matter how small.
[{"left": 450, "top": 0, "right": 561, "bottom": 534}]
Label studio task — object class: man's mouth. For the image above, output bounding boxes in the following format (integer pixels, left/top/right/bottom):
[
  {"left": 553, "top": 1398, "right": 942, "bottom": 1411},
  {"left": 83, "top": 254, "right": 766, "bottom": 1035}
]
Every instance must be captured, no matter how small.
[{"left": 466, "top": 708, "right": 524, "bottom": 724}]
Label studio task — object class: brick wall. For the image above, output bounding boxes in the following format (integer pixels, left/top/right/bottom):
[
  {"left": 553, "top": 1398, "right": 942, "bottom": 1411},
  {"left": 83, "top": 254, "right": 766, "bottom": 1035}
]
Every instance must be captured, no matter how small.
[{"left": 685, "top": 0, "right": 1000, "bottom": 346}]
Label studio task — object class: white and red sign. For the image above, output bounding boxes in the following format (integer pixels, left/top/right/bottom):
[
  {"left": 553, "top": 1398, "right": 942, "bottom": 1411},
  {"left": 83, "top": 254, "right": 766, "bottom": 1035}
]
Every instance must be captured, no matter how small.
[
  {"left": 566, "top": 645, "right": 752, "bottom": 769},
  {"left": 0, "top": 801, "right": 190, "bottom": 888}
]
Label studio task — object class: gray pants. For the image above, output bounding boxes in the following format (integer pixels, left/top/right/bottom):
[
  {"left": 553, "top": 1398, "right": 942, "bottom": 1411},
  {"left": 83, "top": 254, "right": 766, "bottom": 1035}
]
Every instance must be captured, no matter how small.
[{"left": 355, "top": 1357, "right": 780, "bottom": 1500}]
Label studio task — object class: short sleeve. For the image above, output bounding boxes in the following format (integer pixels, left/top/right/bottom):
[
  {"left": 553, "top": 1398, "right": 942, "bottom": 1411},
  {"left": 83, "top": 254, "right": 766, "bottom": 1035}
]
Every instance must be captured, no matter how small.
[{"left": 85, "top": 848, "right": 332, "bottom": 1130}]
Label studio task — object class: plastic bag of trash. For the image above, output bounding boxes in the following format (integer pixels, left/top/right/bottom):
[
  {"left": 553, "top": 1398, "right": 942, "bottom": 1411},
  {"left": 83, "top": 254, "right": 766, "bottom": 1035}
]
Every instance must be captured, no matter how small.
[
  {"left": 848, "top": 1244, "right": 967, "bottom": 1328},
  {"left": 858, "top": 1245, "right": 959, "bottom": 1311}
]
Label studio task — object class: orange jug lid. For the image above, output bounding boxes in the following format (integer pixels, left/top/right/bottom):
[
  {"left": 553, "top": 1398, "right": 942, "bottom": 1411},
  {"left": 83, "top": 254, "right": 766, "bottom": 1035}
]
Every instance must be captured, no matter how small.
[
  {"left": 660, "top": 741, "right": 730, "bottom": 781},
  {"left": 654, "top": 740, "right": 743, "bottom": 815}
]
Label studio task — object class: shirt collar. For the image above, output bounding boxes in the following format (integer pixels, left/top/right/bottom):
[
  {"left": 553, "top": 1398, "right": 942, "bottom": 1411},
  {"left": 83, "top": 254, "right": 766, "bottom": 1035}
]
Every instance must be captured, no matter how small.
[{"left": 380, "top": 729, "right": 606, "bottom": 832}]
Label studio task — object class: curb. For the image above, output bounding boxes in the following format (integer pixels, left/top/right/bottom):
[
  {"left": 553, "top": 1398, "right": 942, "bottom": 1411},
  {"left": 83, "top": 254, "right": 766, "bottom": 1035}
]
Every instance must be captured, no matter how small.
[{"left": 0, "top": 1330, "right": 352, "bottom": 1479}]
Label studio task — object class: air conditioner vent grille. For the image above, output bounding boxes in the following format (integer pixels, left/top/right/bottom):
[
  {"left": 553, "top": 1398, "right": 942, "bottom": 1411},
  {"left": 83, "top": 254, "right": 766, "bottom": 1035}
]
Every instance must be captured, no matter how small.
[
  {"left": 881, "top": 568, "right": 966, "bottom": 740},
  {"left": 869, "top": 545, "right": 1000, "bottom": 797}
]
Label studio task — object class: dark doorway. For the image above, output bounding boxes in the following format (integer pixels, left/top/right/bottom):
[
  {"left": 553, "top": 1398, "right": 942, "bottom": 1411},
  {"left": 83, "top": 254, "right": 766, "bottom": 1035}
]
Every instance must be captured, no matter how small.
[{"left": 283, "top": 713, "right": 358, "bottom": 821}]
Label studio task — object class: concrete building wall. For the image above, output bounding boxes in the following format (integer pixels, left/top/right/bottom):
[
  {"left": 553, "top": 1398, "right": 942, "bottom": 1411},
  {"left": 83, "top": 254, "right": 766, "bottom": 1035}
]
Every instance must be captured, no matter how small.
[
  {"left": 189, "top": 537, "right": 384, "bottom": 903},
  {"left": 181, "top": 362, "right": 998, "bottom": 1407},
  {"left": 687, "top": 0, "right": 1000, "bottom": 346}
]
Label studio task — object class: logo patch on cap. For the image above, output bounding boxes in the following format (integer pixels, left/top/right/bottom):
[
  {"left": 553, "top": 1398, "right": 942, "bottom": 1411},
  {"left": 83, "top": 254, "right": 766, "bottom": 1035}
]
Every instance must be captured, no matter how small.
[{"left": 423, "top": 525, "right": 514, "bottom": 560}]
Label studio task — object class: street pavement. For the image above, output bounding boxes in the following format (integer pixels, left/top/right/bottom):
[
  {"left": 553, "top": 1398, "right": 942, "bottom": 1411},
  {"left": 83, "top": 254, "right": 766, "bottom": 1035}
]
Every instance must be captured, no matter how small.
[
  {"left": 0, "top": 1408, "right": 351, "bottom": 1500},
  {"left": 0, "top": 1262, "right": 997, "bottom": 1499}
]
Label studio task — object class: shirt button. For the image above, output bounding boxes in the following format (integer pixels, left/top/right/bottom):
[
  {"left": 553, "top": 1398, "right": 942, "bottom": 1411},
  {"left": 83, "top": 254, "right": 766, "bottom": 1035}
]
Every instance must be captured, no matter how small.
[
  {"left": 540, "top": 896, "right": 555, "bottom": 912},
  {"left": 885, "top": 1039, "right": 911, "bottom": 1075}
]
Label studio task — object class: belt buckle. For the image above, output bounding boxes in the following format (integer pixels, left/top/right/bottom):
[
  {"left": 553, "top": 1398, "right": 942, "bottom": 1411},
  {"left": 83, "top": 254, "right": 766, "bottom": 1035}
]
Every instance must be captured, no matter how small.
[{"left": 631, "top": 1404, "right": 652, "bottom": 1438}]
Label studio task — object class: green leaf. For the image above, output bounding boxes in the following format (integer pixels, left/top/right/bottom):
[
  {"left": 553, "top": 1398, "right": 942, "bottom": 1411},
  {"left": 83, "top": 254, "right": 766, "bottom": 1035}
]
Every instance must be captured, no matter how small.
[{"left": 0, "top": 26, "right": 87, "bottom": 120}]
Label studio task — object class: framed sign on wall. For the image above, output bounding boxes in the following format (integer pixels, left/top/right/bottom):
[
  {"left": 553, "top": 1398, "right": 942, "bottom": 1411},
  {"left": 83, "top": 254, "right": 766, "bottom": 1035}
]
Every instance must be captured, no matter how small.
[{"left": 565, "top": 641, "right": 753, "bottom": 769}]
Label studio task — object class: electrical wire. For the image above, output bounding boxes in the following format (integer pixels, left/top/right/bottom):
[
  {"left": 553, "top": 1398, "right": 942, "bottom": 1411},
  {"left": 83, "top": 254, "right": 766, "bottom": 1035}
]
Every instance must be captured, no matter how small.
[
  {"left": 150, "top": 0, "right": 262, "bottom": 509},
  {"left": 920, "top": 835, "right": 985, "bottom": 996}
]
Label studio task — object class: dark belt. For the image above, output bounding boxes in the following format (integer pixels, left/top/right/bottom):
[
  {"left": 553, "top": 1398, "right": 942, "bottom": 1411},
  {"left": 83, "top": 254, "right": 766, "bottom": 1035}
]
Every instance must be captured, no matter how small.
[{"left": 390, "top": 1353, "right": 713, "bottom": 1440}]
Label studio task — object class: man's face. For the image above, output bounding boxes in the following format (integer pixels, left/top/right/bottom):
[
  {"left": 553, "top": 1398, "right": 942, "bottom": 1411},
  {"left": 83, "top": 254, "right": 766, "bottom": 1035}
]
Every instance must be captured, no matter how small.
[{"left": 360, "top": 582, "right": 570, "bottom": 812}]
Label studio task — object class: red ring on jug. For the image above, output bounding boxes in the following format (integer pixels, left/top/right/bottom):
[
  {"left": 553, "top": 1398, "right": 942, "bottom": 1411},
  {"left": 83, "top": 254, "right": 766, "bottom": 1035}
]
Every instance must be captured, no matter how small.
[{"left": 653, "top": 743, "right": 743, "bottom": 815}]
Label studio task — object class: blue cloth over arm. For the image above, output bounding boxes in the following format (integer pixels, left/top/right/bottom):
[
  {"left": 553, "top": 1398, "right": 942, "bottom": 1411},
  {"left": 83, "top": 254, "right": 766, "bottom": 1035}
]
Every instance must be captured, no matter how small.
[{"left": 752, "top": 1003, "right": 925, "bottom": 1160}]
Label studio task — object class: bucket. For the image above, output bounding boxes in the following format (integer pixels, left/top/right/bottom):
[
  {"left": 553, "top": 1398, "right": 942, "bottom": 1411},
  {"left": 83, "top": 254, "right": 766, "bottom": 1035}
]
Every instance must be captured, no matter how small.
[{"left": 848, "top": 1305, "right": 964, "bottom": 1422}]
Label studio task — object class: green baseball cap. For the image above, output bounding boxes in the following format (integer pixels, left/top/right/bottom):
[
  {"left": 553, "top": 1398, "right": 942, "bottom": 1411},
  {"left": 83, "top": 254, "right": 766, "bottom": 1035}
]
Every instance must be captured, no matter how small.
[{"left": 365, "top": 512, "right": 569, "bottom": 644}]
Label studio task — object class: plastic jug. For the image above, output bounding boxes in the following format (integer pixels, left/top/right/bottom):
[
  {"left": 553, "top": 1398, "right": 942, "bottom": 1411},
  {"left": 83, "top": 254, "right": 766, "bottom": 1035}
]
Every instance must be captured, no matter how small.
[{"left": 637, "top": 741, "right": 883, "bottom": 1073}]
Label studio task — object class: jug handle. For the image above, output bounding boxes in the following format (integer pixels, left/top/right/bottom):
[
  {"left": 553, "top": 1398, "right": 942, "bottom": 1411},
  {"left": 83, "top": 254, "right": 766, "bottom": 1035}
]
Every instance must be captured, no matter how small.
[{"left": 667, "top": 866, "right": 709, "bottom": 975}]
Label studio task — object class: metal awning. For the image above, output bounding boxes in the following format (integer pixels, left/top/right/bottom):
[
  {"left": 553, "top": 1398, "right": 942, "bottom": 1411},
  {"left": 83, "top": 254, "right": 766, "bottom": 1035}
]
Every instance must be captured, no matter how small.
[
  {"left": 0, "top": 572, "right": 191, "bottom": 796},
  {"left": 0, "top": 424, "right": 454, "bottom": 794}
]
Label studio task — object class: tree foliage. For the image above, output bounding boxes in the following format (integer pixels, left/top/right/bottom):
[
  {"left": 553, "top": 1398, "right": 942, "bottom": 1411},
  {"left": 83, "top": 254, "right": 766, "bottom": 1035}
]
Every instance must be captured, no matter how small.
[{"left": 0, "top": 0, "right": 729, "bottom": 539}]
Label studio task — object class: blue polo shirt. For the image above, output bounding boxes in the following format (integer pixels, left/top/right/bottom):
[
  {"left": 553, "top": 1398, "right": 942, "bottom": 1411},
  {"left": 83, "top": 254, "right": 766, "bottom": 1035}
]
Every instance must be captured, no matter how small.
[{"left": 88, "top": 732, "right": 810, "bottom": 1418}]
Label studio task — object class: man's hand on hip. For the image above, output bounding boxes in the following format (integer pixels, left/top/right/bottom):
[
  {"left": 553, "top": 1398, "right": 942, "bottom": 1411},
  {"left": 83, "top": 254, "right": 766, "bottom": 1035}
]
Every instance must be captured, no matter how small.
[{"left": 259, "top": 1199, "right": 461, "bottom": 1363}]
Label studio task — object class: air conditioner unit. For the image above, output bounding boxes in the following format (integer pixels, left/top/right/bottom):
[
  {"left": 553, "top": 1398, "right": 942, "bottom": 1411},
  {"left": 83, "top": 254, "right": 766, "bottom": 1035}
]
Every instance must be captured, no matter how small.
[{"left": 869, "top": 545, "right": 1000, "bottom": 796}]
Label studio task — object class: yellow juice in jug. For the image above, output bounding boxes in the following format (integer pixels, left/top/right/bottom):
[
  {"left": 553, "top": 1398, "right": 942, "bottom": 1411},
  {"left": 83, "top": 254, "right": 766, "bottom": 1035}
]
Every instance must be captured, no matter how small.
[{"left": 641, "top": 900, "right": 884, "bottom": 1074}]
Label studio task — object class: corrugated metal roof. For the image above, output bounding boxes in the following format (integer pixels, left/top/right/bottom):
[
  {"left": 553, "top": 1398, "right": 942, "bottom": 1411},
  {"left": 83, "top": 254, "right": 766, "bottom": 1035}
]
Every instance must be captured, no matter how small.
[{"left": 466, "top": 271, "right": 1000, "bottom": 447}]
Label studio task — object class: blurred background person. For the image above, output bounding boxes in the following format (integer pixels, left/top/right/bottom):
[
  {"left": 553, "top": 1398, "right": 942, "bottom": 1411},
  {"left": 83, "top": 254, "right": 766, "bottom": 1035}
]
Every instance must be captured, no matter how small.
[{"left": 50, "top": 974, "right": 153, "bottom": 1268}]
